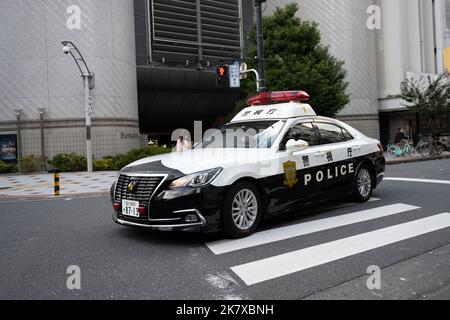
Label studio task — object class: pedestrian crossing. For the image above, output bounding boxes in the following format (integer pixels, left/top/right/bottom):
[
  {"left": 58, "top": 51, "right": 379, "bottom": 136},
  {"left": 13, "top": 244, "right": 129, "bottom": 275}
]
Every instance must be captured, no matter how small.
[{"left": 206, "top": 200, "right": 450, "bottom": 286}]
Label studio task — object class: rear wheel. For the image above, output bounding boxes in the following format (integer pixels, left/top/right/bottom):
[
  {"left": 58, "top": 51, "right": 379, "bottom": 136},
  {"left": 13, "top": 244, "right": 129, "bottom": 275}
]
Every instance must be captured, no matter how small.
[
  {"left": 221, "top": 182, "right": 262, "bottom": 238},
  {"left": 352, "top": 164, "right": 373, "bottom": 203},
  {"left": 417, "top": 142, "right": 431, "bottom": 157}
]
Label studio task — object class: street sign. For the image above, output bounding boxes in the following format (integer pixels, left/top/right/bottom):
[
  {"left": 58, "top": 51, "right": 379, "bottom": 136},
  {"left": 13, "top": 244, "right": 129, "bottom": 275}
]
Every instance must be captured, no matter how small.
[{"left": 229, "top": 61, "right": 241, "bottom": 88}]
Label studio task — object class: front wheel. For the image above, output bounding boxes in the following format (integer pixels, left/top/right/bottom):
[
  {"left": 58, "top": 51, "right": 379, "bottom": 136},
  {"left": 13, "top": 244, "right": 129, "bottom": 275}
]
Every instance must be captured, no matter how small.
[
  {"left": 407, "top": 146, "right": 418, "bottom": 158},
  {"left": 352, "top": 165, "right": 373, "bottom": 203},
  {"left": 221, "top": 182, "right": 263, "bottom": 238},
  {"left": 386, "top": 145, "right": 398, "bottom": 159}
]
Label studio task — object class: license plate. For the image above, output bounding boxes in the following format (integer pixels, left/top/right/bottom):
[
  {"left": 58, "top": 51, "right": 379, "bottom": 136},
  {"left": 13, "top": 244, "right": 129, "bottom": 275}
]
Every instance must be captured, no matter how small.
[{"left": 122, "top": 200, "right": 140, "bottom": 218}]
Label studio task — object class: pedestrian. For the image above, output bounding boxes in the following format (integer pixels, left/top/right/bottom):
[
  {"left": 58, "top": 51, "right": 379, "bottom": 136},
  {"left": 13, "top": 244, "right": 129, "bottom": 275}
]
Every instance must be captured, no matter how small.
[
  {"left": 176, "top": 135, "right": 192, "bottom": 152},
  {"left": 394, "top": 128, "right": 408, "bottom": 145}
]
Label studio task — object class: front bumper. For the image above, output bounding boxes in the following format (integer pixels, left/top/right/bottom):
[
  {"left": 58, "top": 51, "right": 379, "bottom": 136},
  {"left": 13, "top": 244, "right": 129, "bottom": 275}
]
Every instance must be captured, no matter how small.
[
  {"left": 111, "top": 174, "right": 226, "bottom": 233},
  {"left": 113, "top": 209, "right": 208, "bottom": 232}
]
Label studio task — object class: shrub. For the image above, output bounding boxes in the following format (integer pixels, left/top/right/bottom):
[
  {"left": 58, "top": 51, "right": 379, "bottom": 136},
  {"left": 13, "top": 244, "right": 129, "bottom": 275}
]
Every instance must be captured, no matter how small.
[
  {"left": 0, "top": 161, "right": 16, "bottom": 174},
  {"left": 93, "top": 158, "right": 115, "bottom": 171},
  {"left": 20, "top": 155, "right": 43, "bottom": 173},
  {"left": 48, "top": 153, "right": 87, "bottom": 172},
  {"left": 100, "top": 147, "right": 172, "bottom": 171}
]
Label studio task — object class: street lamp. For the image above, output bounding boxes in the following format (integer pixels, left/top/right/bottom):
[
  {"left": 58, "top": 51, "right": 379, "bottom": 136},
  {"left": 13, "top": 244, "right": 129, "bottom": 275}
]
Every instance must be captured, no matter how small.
[{"left": 61, "top": 40, "right": 95, "bottom": 172}]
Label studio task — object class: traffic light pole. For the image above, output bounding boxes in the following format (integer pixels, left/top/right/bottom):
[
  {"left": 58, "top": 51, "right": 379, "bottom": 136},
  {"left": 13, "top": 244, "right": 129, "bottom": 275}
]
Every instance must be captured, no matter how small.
[
  {"left": 255, "top": 0, "right": 267, "bottom": 93},
  {"left": 240, "top": 69, "right": 261, "bottom": 92}
]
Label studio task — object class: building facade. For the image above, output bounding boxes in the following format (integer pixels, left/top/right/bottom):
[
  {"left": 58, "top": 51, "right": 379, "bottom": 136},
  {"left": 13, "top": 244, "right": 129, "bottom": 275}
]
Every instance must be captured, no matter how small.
[
  {"left": 134, "top": 0, "right": 253, "bottom": 141},
  {"left": 1, "top": 0, "right": 448, "bottom": 165},
  {"left": 265, "top": 0, "right": 380, "bottom": 139},
  {"left": 0, "top": 0, "right": 252, "bottom": 163},
  {"left": 376, "top": 0, "right": 449, "bottom": 145},
  {"left": 0, "top": 0, "right": 142, "bottom": 162},
  {"left": 266, "top": 0, "right": 449, "bottom": 144}
]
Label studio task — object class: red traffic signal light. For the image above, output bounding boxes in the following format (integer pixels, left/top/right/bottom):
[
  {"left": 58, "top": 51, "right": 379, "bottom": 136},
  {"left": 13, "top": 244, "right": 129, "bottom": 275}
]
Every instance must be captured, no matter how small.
[
  {"left": 218, "top": 66, "right": 226, "bottom": 77},
  {"left": 216, "top": 65, "right": 229, "bottom": 87}
]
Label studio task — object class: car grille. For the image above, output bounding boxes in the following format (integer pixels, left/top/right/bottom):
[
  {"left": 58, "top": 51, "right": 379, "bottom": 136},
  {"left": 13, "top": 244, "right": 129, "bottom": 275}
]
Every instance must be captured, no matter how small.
[{"left": 114, "top": 174, "right": 165, "bottom": 209}]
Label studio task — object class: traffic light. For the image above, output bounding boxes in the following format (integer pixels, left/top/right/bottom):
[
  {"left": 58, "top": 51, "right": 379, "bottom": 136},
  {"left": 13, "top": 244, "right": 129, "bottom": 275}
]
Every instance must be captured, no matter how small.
[{"left": 216, "top": 65, "right": 229, "bottom": 88}]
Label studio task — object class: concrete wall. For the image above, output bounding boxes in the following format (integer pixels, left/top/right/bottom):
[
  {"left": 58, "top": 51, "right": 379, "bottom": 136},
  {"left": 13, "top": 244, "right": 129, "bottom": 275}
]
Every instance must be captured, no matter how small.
[
  {"left": 0, "top": 0, "right": 141, "bottom": 160},
  {"left": 264, "top": 0, "right": 380, "bottom": 139}
]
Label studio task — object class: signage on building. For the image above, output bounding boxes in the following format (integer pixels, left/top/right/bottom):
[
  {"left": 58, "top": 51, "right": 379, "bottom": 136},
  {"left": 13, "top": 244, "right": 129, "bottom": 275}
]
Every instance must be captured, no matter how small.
[
  {"left": 120, "top": 132, "right": 140, "bottom": 140},
  {"left": 229, "top": 61, "right": 241, "bottom": 88},
  {"left": 0, "top": 134, "right": 18, "bottom": 162}
]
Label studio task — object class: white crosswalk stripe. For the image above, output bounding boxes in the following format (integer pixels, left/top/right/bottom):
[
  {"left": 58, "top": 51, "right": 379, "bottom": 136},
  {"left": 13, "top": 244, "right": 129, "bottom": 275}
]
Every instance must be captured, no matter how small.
[
  {"left": 206, "top": 200, "right": 450, "bottom": 287},
  {"left": 384, "top": 177, "right": 450, "bottom": 185},
  {"left": 207, "top": 203, "right": 419, "bottom": 255},
  {"left": 231, "top": 213, "right": 450, "bottom": 286}
]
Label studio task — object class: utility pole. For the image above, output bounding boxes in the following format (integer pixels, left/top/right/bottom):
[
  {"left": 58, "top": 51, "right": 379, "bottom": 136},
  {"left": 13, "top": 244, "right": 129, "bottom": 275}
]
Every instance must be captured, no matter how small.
[
  {"left": 14, "top": 109, "right": 22, "bottom": 173},
  {"left": 255, "top": 0, "right": 267, "bottom": 93},
  {"left": 38, "top": 108, "right": 47, "bottom": 172}
]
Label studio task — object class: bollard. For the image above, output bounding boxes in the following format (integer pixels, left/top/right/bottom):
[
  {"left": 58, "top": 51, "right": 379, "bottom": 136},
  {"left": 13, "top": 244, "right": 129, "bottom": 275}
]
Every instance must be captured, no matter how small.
[{"left": 49, "top": 169, "right": 60, "bottom": 196}]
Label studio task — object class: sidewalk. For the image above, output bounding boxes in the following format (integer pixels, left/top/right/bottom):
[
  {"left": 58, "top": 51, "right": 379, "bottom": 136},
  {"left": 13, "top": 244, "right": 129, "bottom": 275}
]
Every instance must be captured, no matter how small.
[
  {"left": 0, "top": 171, "right": 118, "bottom": 200},
  {"left": 385, "top": 152, "right": 450, "bottom": 165}
]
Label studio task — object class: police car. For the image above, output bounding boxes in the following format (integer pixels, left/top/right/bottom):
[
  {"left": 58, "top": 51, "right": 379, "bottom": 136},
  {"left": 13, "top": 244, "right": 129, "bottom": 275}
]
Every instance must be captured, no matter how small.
[{"left": 111, "top": 91, "right": 385, "bottom": 238}]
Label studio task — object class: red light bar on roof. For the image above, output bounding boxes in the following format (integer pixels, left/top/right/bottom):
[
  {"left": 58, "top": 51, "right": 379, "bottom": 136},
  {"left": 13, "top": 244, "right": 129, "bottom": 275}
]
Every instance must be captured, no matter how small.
[{"left": 247, "top": 90, "right": 310, "bottom": 106}]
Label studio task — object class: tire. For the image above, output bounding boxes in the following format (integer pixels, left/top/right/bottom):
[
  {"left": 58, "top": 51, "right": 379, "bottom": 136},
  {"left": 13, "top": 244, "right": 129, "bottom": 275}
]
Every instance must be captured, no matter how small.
[
  {"left": 221, "top": 182, "right": 263, "bottom": 238},
  {"left": 408, "top": 146, "right": 418, "bottom": 158},
  {"left": 387, "top": 148, "right": 397, "bottom": 159},
  {"left": 417, "top": 143, "right": 431, "bottom": 157},
  {"left": 352, "top": 164, "right": 373, "bottom": 203}
]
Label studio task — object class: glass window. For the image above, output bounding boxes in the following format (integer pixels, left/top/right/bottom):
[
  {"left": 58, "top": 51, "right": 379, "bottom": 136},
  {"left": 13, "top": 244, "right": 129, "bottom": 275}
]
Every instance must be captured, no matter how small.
[
  {"left": 196, "top": 121, "right": 286, "bottom": 149},
  {"left": 315, "top": 122, "right": 351, "bottom": 145},
  {"left": 280, "top": 122, "right": 320, "bottom": 150}
]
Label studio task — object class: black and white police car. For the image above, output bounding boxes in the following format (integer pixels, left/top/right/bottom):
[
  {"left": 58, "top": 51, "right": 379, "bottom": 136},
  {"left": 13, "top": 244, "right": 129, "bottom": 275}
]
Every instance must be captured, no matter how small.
[{"left": 111, "top": 91, "right": 385, "bottom": 238}]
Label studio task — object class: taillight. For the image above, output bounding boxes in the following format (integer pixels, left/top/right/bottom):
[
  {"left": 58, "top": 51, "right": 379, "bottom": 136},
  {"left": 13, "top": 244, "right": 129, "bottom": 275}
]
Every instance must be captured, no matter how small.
[
  {"left": 113, "top": 203, "right": 120, "bottom": 210},
  {"left": 138, "top": 207, "right": 147, "bottom": 215}
]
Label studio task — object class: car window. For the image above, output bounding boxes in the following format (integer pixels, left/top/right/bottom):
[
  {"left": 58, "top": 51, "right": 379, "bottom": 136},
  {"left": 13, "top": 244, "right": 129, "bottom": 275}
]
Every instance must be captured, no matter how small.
[
  {"left": 342, "top": 128, "right": 353, "bottom": 141},
  {"left": 196, "top": 120, "right": 286, "bottom": 149},
  {"left": 280, "top": 122, "right": 320, "bottom": 151},
  {"left": 315, "top": 122, "right": 352, "bottom": 145}
]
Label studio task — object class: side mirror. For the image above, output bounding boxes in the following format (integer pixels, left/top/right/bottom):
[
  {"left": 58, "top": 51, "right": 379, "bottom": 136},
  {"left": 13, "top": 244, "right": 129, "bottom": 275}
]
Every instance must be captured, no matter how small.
[{"left": 286, "top": 139, "right": 309, "bottom": 154}]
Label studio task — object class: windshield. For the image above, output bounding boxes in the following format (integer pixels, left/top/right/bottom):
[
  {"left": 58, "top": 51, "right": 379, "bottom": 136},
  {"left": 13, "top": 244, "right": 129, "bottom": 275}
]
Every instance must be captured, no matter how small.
[{"left": 195, "top": 121, "right": 286, "bottom": 149}]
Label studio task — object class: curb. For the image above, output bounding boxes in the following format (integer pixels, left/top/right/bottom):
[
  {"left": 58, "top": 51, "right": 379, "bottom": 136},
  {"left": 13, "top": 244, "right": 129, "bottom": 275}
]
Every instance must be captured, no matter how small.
[
  {"left": 0, "top": 191, "right": 110, "bottom": 202},
  {"left": 386, "top": 154, "right": 450, "bottom": 166}
]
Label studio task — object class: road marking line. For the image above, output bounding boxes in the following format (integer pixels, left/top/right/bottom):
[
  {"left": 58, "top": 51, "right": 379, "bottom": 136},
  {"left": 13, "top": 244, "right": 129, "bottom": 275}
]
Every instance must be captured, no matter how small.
[
  {"left": 385, "top": 177, "right": 450, "bottom": 185},
  {"left": 206, "top": 203, "right": 419, "bottom": 255},
  {"left": 231, "top": 213, "right": 450, "bottom": 286}
]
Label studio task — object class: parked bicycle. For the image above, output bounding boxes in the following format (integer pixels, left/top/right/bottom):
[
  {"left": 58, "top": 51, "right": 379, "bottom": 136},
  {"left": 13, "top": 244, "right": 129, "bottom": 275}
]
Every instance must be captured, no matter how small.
[
  {"left": 386, "top": 140, "right": 418, "bottom": 158},
  {"left": 415, "top": 135, "right": 444, "bottom": 157},
  {"left": 415, "top": 136, "right": 431, "bottom": 156}
]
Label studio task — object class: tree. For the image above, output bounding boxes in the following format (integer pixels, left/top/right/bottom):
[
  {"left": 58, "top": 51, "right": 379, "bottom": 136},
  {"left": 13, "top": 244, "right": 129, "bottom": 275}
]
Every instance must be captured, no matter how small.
[
  {"left": 237, "top": 3, "right": 349, "bottom": 117},
  {"left": 399, "top": 72, "right": 450, "bottom": 135}
]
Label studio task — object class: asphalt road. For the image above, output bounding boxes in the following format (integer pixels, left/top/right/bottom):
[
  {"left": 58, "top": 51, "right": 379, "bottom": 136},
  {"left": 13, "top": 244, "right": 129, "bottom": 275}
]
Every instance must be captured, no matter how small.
[{"left": 0, "top": 159, "right": 449, "bottom": 300}]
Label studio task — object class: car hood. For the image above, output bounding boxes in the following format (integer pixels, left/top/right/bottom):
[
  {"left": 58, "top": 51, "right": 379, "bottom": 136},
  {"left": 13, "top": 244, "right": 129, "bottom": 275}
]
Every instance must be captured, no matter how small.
[{"left": 122, "top": 148, "right": 275, "bottom": 176}]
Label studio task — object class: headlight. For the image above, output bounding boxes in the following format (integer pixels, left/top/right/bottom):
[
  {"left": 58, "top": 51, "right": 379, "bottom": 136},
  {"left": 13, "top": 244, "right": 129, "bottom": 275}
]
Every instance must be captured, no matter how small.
[{"left": 170, "top": 168, "right": 222, "bottom": 188}]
